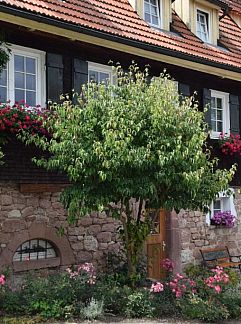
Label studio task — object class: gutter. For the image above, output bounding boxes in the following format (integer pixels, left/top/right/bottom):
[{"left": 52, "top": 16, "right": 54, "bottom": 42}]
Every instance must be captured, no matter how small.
[{"left": 0, "top": 4, "right": 241, "bottom": 75}]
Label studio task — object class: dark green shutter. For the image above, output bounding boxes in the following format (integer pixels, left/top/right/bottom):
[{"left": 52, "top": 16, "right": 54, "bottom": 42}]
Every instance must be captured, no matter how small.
[
  {"left": 73, "top": 59, "right": 88, "bottom": 94},
  {"left": 203, "top": 88, "right": 212, "bottom": 128},
  {"left": 178, "top": 83, "right": 190, "bottom": 98},
  {"left": 230, "top": 94, "right": 240, "bottom": 135},
  {"left": 46, "top": 53, "right": 63, "bottom": 103}
]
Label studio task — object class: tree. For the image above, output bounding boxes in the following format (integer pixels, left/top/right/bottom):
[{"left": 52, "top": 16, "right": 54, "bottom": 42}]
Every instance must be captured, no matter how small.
[{"left": 24, "top": 64, "right": 236, "bottom": 284}]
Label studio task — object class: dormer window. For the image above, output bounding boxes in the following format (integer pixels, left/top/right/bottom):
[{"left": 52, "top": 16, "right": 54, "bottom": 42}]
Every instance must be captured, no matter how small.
[
  {"left": 144, "top": 0, "right": 161, "bottom": 28},
  {"left": 196, "top": 9, "right": 210, "bottom": 42}
]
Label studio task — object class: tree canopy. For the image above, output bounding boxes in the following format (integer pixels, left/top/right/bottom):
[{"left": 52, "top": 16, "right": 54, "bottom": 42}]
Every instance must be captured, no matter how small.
[
  {"left": 23, "top": 64, "right": 236, "bottom": 282},
  {"left": 27, "top": 65, "right": 235, "bottom": 219}
]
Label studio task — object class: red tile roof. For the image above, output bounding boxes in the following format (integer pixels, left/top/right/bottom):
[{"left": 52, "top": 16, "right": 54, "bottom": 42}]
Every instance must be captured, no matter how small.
[{"left": 1, "top": 0, "right": 241, "bottom": 72}]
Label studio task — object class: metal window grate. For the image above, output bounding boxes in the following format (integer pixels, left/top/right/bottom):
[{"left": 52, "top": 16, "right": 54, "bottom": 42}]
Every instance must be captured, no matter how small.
[{"left": 13, "top": 239, "right": 57, "bottom": 262}]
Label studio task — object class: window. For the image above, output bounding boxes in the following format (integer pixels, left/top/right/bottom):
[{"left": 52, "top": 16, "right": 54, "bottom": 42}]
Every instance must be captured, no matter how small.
[
  {"left": 206, "top": 189, "right": 237, "bottom": 225},
  {"left": 88, "top": 62, "right": 113, "bottom": 85},
  {"left": 210, "top": 90, "right": 229, "bottom": 139},
  {"left": 196, "top": 9, "right": 210, "bottom": 42},
  {"left": 0, "top": 45, "right": 45, "bottom": 107},
  {"left": 13, "top": 239, "right": 57, "bottom": 262},
  {"left": 144, "top": 0, "right": 161, "bottom": 28}
]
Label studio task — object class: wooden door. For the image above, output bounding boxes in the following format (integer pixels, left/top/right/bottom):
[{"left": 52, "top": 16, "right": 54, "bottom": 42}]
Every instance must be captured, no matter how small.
[{"left": 146, "top": 209, "right": 166, "bottom": 280}]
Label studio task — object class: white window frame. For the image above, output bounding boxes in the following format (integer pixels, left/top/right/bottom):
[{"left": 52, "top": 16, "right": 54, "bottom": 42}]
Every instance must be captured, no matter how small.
[
  {"left": 206, "top": 188, "right": 237, "bottom": 225},
  {"left": 88, "top": 62, "right": 113, "bottom": 84},
  {"left": 143, "top": 0, "right": 162, "bottom": 29},
  {"left": 2, "top": 44, "right": 46, "bottom": 108},
  {"left": 210, "top": 90, "right": 230, "bottom": 139},
  {"left": 196, "top": 8, "right": 211, "bottom": 43}
]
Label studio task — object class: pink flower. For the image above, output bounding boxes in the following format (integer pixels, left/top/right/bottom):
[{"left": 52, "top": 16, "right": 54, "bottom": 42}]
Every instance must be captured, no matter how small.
[
  {"left": 0, "top": 274, "right": 5, "bottom": 286},
  {"left": 214, "top": 285, "right": 222, "bottom": 294},
  {"left": 150, "top": 282, "right": 164, "bottom": 293},
  {"left": 160, "top": 258, "right": 174, "bottom": 272}
]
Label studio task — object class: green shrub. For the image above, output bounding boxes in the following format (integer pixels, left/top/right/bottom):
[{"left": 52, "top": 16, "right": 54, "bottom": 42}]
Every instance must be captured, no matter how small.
[
  {"left": 179, "top": 295, "right": 229, "bottom": 322},
  {"left": 220, "top": 287, "right": 241, "bottom": 319},
  {"left": 124, "top": 290, "right": 155, "bottom": 318}
]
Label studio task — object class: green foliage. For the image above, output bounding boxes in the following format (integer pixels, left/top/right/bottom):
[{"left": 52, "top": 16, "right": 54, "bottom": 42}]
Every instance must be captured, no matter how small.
[
  {"left": 0, "top": 37, "right": 10, "bottom": 73},
  {"left": 220, "top": 287, "right": 241, "bottom": 318},
  {"left": 124, "top": 290, "right": 155, "bottom": 318},
  {"left": 179, "top": 295, "right": 229, "bottom": 322},
  {"left": 28, "top": 300, "right": 64, "bottom": 320},
  {"left": 27, "top": 64, "right": 235, "bottom": 215}
]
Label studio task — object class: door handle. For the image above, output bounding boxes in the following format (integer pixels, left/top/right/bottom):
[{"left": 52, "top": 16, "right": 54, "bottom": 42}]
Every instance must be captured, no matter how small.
[{"left": 162, "top": 240, "right": 166, "bottom": 251}]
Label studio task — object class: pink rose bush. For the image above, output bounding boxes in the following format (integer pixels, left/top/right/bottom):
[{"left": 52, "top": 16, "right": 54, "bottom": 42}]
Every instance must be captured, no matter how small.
[
  {"left": 66, "top": 262, "right": 96, "bottom": 285},
  {"left": 204, "top": 266, "right": 229, "bottom": 294},
  {"left": 150, "top": 259, "right": 231, "bottom": 301}
]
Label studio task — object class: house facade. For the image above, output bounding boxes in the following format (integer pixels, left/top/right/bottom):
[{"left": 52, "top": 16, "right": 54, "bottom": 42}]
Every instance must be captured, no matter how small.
[{"left": 0, "top": 0, "right": 241, "bottom": 278}]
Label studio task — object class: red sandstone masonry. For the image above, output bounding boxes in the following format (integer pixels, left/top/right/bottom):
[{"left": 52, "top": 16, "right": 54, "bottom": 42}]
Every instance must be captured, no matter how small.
[{"left": 0, "top": 183, "right": 121, "bottom": 275}]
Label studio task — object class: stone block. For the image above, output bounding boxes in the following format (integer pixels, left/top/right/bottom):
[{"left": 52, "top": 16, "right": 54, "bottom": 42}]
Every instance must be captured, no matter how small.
[
  {"left": 102, "top": 223, "right": 116, "bottom": 232},
  {"left": 8, "top": 210, "right": 21, "bottom": 218},
  {"left": 52, "top": 202, "right": 63, "bottom": 210},
  {"left": 78, "top": 217, "right": 92, "bottom": 227},
  {"left": 87, "top": 224, "right": 101, "bottom": 235},
  {"left": 21, "top": 207, "right": 35, "bottom": 218},
  {"left": 99, "top": 243, "right": 108, "bottom": 250},
  {"left": 195, "top": 240, "right": 205, "bottom": 247},
  {"left": 39, "top": 199, "right": 52, "bottom": 209},
  {"left": 84, "top": 236, "right": 98, "bottom": 251},
  {"left": 1, "top": 195, "right": 13, "bottom": 206},
  {"left": 71, "top": 242, "right": 84, "bottom": 250},
  {"left": 26, "top": 197, "right": 39, "bottom": 207},
  {"left": 2, "top": 219, "right": 25, "bottom": 232},
  {"left": 97, "top": 232, "right": 112, "bottom": 243},
  {"left": 92, "top": 218, "right": 106, "bottom": 225},
  {"left": 76, "top": 251, "right": 92, "bottom": 263},
  {"left": 68, "top": 227, "right": 85, "bottom": 236}
]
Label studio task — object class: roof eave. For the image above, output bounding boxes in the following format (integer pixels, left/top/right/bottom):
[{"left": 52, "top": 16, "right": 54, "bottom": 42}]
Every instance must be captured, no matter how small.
[{"left": 0, "top": 4, "right": 240, "bottom": 75}]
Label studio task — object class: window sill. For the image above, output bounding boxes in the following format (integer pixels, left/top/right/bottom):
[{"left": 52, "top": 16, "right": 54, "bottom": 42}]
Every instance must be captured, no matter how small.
[{"left": 13, "top": 257, "right": 60, "bottom": 272}]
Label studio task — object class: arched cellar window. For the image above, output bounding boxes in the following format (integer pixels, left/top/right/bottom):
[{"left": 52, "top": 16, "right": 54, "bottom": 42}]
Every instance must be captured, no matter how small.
[{"left": 13, "top": 239, "right": 57, "bottom": 262}]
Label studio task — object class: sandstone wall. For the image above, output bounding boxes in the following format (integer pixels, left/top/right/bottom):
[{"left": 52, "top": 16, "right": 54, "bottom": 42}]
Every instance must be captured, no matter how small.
[
  {"left": 169, "top": 188, "right": 241, "bottom": 271},
  {"left": 0, "top": 182, "right": 121, "bottom": 275}
]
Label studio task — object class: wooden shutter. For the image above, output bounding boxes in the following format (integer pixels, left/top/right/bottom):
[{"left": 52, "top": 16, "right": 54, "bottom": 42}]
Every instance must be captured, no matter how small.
[
  {"left": 230, "top": 94, "right": 240, "bottom": 135},
  {"left": 203, "top": 88, "right": 212, "bottom": 128},
  {"left": 46, "top": 53, "right": 63, "bottom": 103},
  {"left": 178, "top": 83, "right": 190, "bottom": 98},
  {"left": 73, "top": 59, "right": 88, "bottom": 94}
]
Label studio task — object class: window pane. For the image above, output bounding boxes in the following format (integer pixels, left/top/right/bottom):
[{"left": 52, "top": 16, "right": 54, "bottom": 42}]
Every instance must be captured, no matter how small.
[
  {"left": 89, "top": 70, "right": 98, "bottom": 82},
  {"left": 217, "top": 98, "right": 222, "bottom": 109},
  {"left": 15, "top": 72, "right": 25, "bottom": 89},
  {"left": 14, "top": 55, "right": 24, "bottom": 72},
  {"left": 144, "top": 3, "right": 150, "bottom": 14},
  {"left": 150, "top": 0, "right": 156, "bottom": 5},
  {"left": 26, "top": 57, "right": 36, "bottom": 74},
  {"left": 211, "top": 120, "right": 216, "bottom": 131},
  {"left": 151, "top": 6, "right": 158, "bottom": 16},
  {"left": 0, "top": 69, "right": 7, "bottom": 86},
  {"left": 217, "top": 121, "right": 223, "bottom": 132},
  {"left": 99, "top": 72, "right": 109, "bottom": 83},
  {"left": 145, "top": 13, "right": 151, "bottom": 23},
  {"left": 0, "top": 87, "right": 7, "bottom": 102},
  {"left": 26, "top": 91, "right": 36, "bottom": 106},
  {"left": 217, "top": 109, "right": 222, "bottom": 120},
  {"left": 15, "top": 89, "right": 25, "bottom": 102},
  {"left": 152, "top": 16, "right": 159, "bottom": 25},
  {"left": 26, "top": 74, "right": 36, "bottom": 90},
  {"left": 211, "top": 109, "right": 216, "bottom": 120}
]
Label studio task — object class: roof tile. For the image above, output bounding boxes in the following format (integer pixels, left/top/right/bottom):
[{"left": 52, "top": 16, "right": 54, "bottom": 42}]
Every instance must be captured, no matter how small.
[{"left": 1, "top": 0, "right": 241, "bottom": 71}]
